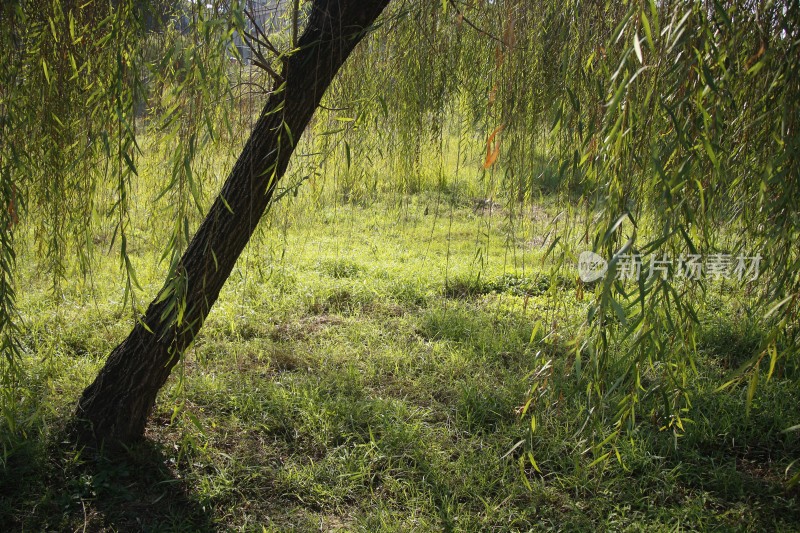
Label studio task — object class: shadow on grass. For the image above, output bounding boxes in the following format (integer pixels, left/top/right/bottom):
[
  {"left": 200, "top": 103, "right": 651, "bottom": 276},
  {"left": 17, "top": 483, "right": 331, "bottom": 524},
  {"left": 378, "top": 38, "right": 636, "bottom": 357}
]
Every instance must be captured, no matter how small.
[{"left": 0, "top": 432, "right": 214, "bottom": 532}]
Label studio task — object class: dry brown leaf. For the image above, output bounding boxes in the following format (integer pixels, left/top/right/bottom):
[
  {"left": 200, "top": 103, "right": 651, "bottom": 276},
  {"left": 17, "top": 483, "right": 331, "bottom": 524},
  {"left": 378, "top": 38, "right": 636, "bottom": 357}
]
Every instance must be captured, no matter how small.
[{"left": 483, "top": 124, "right": 505, "bottom": 169}]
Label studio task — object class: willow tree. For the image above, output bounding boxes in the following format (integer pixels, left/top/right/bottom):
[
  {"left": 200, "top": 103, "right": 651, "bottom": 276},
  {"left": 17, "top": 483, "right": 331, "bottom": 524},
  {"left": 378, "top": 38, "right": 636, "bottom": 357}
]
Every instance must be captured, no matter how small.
[
  {"left": 2, "top": 0, "right": 798, "bottom": 456},
  {"left": 73, "top": 0, "right": 395, "bottom": 443},
  {"left": 0, "top": 0, "right": 390, "bottom": 445}
]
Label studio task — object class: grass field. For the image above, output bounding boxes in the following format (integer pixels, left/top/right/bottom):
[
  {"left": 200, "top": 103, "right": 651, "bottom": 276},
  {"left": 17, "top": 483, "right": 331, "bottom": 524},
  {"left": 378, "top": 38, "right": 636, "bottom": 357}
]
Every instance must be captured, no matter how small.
[{"left": 1, "top": 193, "right": 799, "bottom": 531}]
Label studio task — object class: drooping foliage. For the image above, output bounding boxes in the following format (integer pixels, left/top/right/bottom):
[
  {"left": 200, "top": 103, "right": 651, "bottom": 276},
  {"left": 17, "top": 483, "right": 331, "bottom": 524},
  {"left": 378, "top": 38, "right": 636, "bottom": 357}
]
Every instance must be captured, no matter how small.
[
  {"left": 314, "top": 0, "right": 800, "bottom": 444},
  {"left": 0, "top": 0, "right": 244, "bottom": 441},
  {"left": 1, "top": 0, "right": 798, "bottom": 468}
]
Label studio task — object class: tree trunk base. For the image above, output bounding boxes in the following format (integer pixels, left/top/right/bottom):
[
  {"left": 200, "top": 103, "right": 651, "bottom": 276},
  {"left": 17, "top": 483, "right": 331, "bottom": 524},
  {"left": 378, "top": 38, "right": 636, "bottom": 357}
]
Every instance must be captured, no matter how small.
[{"left": 74, "top": 324, "right": 178, "bottom": 447}]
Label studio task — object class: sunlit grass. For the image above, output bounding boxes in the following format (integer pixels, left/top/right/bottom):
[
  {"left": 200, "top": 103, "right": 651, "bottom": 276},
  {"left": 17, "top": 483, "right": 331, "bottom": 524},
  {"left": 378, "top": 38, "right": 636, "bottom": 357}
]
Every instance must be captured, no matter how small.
[{"left": 2, "top": 191, "right": 798, "bottom": 530}]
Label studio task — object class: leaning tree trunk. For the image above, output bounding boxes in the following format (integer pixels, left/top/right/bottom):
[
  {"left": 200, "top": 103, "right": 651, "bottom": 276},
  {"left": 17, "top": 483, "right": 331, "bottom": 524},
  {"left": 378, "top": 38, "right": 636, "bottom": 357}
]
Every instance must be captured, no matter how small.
[{"left": 74, "top": 0, "right": 391, "bottom": 445}]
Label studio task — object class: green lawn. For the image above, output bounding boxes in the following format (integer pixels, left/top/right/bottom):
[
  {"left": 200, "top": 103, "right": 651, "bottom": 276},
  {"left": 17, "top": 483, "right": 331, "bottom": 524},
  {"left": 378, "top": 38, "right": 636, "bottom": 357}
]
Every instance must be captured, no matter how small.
[{"left": 2, "top": 197, "right": 799, "bottom": 531}]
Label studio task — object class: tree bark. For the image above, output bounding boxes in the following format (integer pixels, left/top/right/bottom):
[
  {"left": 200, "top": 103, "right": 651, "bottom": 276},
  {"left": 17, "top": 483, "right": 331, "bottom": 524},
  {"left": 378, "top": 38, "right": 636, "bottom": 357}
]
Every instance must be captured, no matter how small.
[{"left": 74, "top": 0, "right": 391, "bottom": 445}]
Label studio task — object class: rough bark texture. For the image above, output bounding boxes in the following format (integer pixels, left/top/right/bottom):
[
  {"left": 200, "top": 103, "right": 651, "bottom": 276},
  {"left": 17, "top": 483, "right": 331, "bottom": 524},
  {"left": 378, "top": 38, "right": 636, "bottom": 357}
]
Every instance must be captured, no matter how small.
[{"left": 74, "top": 0, "right": 391, "bottom": 445}]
